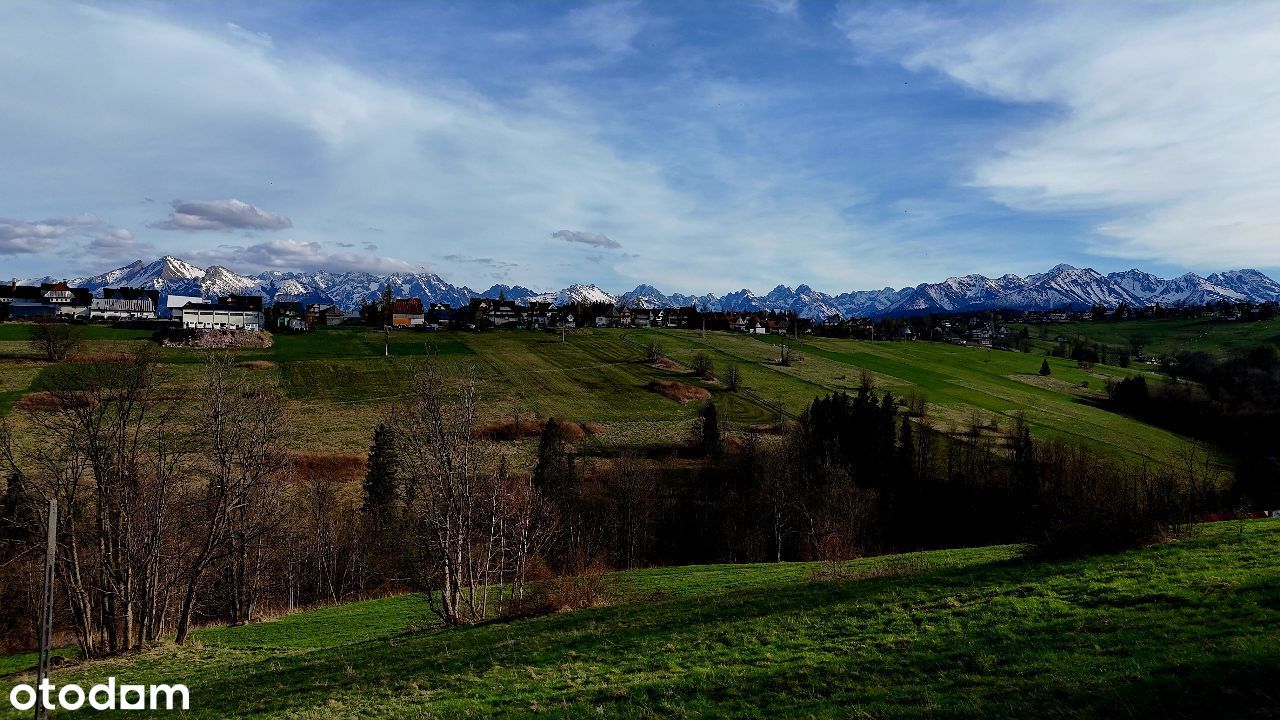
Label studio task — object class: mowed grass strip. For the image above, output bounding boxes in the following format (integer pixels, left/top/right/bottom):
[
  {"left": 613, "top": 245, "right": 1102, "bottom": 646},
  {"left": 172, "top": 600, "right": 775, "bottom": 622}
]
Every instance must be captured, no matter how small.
[
  {"left": 457, "top": 330, "right": 775, "bottom": 425},
  {"left": 2, "top": 521, "right": 1276, "bottom": 718}
]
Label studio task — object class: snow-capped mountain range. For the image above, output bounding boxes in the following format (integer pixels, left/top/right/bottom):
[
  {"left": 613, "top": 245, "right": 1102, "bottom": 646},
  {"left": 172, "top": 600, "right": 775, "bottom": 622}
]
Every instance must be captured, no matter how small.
[{"left": 21, "top": 256, "right": 1280, "bottom": 320}]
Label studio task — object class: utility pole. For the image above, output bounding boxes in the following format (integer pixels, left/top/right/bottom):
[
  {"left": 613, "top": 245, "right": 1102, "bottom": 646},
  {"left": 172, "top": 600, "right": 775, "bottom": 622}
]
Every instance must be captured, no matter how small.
[
  {"left": 701, "top": 316, "right": 705, "bottom": 339},
  {"left": 384, "top": 327, "right": 390, "bottom": 357},
  {"left": 35, "top": 498, "right": 57, "bottom": 720}
]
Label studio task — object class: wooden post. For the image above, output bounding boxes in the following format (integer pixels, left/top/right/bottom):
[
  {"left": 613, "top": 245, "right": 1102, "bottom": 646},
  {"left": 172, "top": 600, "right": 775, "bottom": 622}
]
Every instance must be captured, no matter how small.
[
  {"left": 384, "top": 328, "right": 390, "bottom": 357},
  {"left": 35, "top": 498, "right": 56, "bottom": 720}
]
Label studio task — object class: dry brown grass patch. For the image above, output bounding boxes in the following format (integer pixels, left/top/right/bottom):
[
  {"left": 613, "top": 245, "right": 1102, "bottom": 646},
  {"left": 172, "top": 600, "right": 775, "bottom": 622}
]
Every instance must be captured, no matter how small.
[
  {"left": 237, "top": 360, "right": 276, "bottom": 370},
  {"left": 647, "top": 379, "right": 711, "bottom": 403},
  {"left": 14, "top": 392, "right": 86, "bottom": 412},
  {"left": 650, "top": 357, "right": 685, "bottom": 372},
  {"left": 290, "top": 451, "right": 366, "bottom": 484}
]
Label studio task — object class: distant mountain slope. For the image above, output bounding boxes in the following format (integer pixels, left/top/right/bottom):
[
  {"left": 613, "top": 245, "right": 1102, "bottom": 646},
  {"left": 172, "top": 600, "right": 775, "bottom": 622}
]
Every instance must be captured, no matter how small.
[{"left": 43, "top": 255, "right": 1280, "bottom": 319}]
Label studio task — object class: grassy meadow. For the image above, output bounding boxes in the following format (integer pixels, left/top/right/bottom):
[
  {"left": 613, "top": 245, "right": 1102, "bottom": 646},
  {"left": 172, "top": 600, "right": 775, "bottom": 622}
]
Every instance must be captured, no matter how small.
[
  {"left": 1014, "top": 316, "right": 1280, "bottom": 358},
  {"left": 0, "top": 322, "right": 1216, "bottom": 463},
  {"left": 2, "top": 520, "right": 1276, "bottom": 718}
]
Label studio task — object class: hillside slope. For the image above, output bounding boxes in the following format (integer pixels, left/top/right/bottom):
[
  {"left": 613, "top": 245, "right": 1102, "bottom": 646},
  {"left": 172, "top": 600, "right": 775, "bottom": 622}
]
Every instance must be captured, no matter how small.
[{"left": 3, "top": 521, "right": 1277, "bottom": 718}]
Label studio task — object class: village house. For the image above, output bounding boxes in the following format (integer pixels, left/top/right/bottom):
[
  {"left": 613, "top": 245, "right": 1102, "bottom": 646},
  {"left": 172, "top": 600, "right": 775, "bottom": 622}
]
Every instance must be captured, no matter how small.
[
  {"left": 391, "top": 298, "right": 426, "bottom": 327},
  {"left": 631, "top": 308, "right": 656, "bottom": 328},
  {"left": 0, "top": 281, "right": 93, "bottom": 320},
  {"left": 273, "top": 301, "right": 307, "bottom": 330},
  {"left": 427, "top": 303, "right": 453, "bottom": 326},
  {"left": 467, "top": 298, "right": 520, "bottom": 327},
  {"left": 305, "top": 303, "right": 351, "bottom": 326},
  {"left": 179, "top": 302, "right": 264, "bottom": 331},
  {"left": 165, "top": 295, "right": 202, "bottom": 320},
  {"left": 525, "top": 301, "right": 553, "bottom": 329},
  {"left": 89, "top": 287, "right": 160, "bottom": 321},
  {"left": 221, "top": 295, "right": 265, "bottom": 313}
]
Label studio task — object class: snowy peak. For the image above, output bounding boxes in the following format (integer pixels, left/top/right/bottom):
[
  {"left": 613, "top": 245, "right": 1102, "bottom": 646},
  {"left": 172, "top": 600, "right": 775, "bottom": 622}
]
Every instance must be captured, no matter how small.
[
  {"left": 1146, "top": 273, "right": 1244, "bottom": 305},
  {"left": 1206, "top": 269, "right": 1280, "bottom": 302},
  {"left": 1107, "top": 269, "right": 1164, "bottom": 300},
  {"left": 71, "top": 256, "right": 208, "bottom": 295},
  {"left": 155, "top": 255, "right": 206, "bottom": 281},
  {"left": 619, "top": 284, "right": 674, "bottom": 309},
  {"left": 200, "top": 265, "right": 261, "bottom": 297},
  {"left": 528, "top": 284, "right": 617, "bottom": 307},
  {"left": 479, "top": 284, "right": 536, "bottom": 302}
]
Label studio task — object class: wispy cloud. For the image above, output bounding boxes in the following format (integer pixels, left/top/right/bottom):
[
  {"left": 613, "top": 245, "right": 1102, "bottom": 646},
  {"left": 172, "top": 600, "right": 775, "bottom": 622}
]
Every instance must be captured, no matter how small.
[
  {"left": 754, "top": 0, "right": 799, "bottom": 16},
  {"left": 566, "top": 1, "right": 646, "bottom": 56},
  {"left": 552, "top": 229, "right": 622, "bottom": 249},
  {"left": 150, "top": 199, "right": 292, "bottom": 232},
  {"left": 225, "top": 22, "right": 273, "bottom": 50},
  {"left": 837, "top": 1, "right": 1280, "bottom": 268},
  {"left": 441, "top": 254, "right": 519, "bottom": 271}
]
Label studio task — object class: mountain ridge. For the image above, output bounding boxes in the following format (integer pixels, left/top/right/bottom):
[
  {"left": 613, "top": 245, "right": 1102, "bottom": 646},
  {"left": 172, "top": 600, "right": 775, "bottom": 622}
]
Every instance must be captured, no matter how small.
[{"left": 23, "top": 255, "right": 1280, "bottom": 320}]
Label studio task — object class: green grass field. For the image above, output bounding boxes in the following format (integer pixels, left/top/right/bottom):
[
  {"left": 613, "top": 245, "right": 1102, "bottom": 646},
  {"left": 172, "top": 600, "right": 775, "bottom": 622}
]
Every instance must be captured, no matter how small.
[
  {"left": 3, "top": 520, "right": 1276, "bottom": 718},
  {"left": 1015, "top": 317, "right": 1280, "bottom": 358},
  {"left": 0, "top": 324, "right": 1215, "bottom": 462}
]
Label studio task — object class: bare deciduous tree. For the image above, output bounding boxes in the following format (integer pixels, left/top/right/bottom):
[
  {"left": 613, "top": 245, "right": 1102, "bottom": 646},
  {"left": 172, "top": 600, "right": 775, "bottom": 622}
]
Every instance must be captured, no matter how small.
[
  {"left": 175, "top": 351, "right": 288, "bottom": 644},
  {"left": 396, "top": 356, "right": 549, "bottom": 625},
  {"left": 27, "top": 320, "right": 83, "bottom": 362},
  {"left": 2, "top": 347, "right": 187, "bottom": 657}
]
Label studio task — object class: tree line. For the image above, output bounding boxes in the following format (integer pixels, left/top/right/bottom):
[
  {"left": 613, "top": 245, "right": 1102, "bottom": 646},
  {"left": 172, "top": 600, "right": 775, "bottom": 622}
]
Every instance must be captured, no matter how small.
[{"left": 1105, "top": 344, "right": 1280, "bottom": 509}]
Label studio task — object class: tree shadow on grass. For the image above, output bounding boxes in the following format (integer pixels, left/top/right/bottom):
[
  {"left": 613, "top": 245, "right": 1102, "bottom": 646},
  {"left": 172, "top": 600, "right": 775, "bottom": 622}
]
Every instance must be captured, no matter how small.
[{"left": 170, "top": 540, "right": 1279, "bottom": 718}]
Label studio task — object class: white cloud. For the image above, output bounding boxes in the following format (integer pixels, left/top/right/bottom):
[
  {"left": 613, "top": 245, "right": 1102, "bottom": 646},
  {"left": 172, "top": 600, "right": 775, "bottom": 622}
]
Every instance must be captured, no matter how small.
[
  {"left": 0, "top": 214, "right": 132, "bottom": 256},
  {"left": 188, "top": 238, "right": 419, "bottom": 274},
  {"left": 837, "top": 1, "right": 1280, "bottom": 268},
  {"left": 87, "top": 227, "right": 156, "bottom": 260},
  {"left": 151, "top": 198, "right": 292, "bottom": 231}
]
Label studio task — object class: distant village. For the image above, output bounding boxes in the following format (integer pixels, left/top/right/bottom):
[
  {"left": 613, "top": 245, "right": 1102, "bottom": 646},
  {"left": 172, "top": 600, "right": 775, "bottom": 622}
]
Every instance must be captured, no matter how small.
[{"left": 1, "top": 280, "right": 1275, "bottom": 351}]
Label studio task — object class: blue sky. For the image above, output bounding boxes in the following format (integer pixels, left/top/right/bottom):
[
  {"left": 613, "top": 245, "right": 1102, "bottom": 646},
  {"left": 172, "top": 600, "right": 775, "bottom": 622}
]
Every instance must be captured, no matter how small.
[{"left": 2, "top": 0, "right": 1278, "bottom": 294}]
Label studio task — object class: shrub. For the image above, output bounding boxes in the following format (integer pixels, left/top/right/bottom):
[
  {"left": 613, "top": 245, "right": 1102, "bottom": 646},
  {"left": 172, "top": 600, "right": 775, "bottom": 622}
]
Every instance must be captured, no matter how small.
[
  {"left": 723, "top": 363, "right": 740, "bottom": 391},
  {"left": 27, "top": 320, "right": 83, "bottom": 361},
  {"left": 645, "top": 339, "right": 663, "bottom": 363},
  {"left": 1030, "top": 443, "right": 1210, "bottom": 557},
  {"left": 691, "top": 352, "right": 714, "bottom": 379},
  {"left": 511, "top": 561, "right": 610, "bottom": 616}
]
